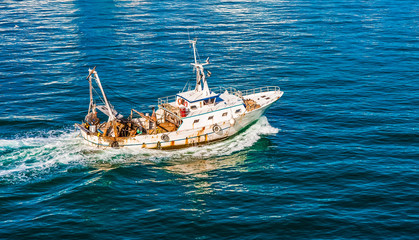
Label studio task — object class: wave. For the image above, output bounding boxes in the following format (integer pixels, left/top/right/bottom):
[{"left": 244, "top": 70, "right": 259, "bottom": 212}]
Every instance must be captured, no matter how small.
[{"left": 0, "top": 116, "right": 279, "bottom": 184}]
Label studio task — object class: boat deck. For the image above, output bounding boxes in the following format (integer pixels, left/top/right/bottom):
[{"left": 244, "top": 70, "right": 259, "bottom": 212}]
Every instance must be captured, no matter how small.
[
  {"left": 157, "top": 121, "right": 178, "bottom": 133},
  {"left": 244, "top": 99, "right": 261, "bottom": 112}
]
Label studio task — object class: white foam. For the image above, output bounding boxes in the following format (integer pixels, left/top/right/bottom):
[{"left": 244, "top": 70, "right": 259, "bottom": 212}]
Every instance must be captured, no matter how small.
[{"left": 0, "top": 117, "right": 279, "bottom": 184}]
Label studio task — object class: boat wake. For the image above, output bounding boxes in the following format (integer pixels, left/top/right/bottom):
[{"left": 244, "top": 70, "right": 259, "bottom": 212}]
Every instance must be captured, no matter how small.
[{"left": 0, "top": 117, "right": 279, "bottom": 184}]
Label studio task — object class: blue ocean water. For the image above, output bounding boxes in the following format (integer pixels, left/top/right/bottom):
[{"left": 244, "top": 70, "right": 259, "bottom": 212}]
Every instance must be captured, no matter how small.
[{"left": 1, "top": 0, "right": 418, "bottom": 239}]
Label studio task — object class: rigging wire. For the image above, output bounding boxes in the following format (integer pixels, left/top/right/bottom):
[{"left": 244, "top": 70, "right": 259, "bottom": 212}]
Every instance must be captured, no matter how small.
[
  {"left": 90, "top": 76, "right": 139, "bottom": 112},
  {"left": 106, "top": 84, "right": 139, "bottom": 106},
  {"left": 92, "top": 86, "right": 105, "bottom": 106},
  {"left": 182, "top": 78, "right": 190, "bottom": 92}
]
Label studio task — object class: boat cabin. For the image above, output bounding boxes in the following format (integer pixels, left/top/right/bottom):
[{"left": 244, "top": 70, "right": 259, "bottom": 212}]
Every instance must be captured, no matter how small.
[{"left": 176, "top": 90, "right": 219, "bottom": 112}]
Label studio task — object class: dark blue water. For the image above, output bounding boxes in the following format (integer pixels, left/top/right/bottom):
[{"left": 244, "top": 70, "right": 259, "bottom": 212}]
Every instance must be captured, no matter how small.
[{"left": 1, "top": 0, "right": 418, "bottom": 239}]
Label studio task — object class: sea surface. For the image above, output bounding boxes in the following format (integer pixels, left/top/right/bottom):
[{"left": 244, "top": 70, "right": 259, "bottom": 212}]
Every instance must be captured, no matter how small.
[{"left": 1, "top": 0, "right": 418, "bottom": 239}]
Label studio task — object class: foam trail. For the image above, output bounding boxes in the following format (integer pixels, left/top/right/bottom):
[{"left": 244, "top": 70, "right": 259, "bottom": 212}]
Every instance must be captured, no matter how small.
[
  {"left": 0, "top": 117, "right": 278, "bottom": 184},
  {"left": 0, "top": 130, "right": 86, "bottom": 183}
]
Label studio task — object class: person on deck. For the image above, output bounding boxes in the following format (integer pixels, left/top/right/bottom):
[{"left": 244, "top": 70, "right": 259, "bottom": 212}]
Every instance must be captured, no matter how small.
[{"left": 86, "top": 109, "right": 100, "bottom": 125}]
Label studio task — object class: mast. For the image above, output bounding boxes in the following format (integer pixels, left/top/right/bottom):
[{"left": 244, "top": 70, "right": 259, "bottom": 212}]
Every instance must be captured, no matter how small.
[
  {"left": 90, "top": 69, "right": 115, "bottom": 121},
  {"left": 191, "top": 39, "right": 198, "bottom": 66},
  {"left": 86, "top": 66, "right": 96, "bottom": 114},
  {"left": 189, "top": 39, "right": 210, "bottom": 96},
  {"left": 88, "top": 75, "right": 93, "bottom": 114}
]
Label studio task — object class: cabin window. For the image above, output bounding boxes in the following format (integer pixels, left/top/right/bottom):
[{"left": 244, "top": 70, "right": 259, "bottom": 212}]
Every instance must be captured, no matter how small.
[
  {"left": 193, "top": 119, "right": 199, "bottom": 123},
  {"left": 191, "top": 105, "right": 197, "bottom": 110},
  {"left": 235, "top": 109, "right": 241, "bottom": 113},
  {"left": 203, "top": 98, "right": 215, "bottom": 105},
  {"left": 222, "top": 112, "right": 228, "bottom": 117},
  {"left": 208, "top": 116, "right": 214, "bottom": 120}
]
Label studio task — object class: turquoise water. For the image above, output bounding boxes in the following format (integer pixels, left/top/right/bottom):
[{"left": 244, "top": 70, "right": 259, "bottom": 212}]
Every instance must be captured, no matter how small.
[{"left": 1, "top": 0, "right": 418, "bottom": 239}]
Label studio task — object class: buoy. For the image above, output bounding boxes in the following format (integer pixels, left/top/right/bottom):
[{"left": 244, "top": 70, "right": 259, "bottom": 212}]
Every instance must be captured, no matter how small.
[
  {"left": 230, "top": 118, "right": 236, "bottom": 126},
  {"left": 161, "top": 134, "right": 170, "bottom": 142},
  {"left": 110, "top": 141, "right": 119, "bottom": 148},
  {"left": 212, "top": 124, "right": 222, "bottom": 134}
]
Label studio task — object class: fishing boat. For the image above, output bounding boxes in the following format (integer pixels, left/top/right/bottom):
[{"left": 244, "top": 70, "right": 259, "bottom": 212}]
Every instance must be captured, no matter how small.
[{"left": 75, "top": 39, "right": 284, "bottom": 149}]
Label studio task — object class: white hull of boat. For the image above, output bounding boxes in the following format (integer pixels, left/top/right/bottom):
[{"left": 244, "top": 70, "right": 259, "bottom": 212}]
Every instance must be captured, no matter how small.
[{"left": 79, "top": 93, "right": 279, "bottom": 150}]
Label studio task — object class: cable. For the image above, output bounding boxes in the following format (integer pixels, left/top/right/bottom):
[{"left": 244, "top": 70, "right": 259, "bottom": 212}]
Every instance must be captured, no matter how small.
[
  {"left": 101, "top": 81, "right": 140, "bottom": 107},
  {"left": 92, "top": 86, "right": 105, "bottom": 105}
]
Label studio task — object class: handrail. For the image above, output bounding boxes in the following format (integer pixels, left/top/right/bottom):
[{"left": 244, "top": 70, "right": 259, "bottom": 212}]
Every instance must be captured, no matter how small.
[
  {"left": 158, "top": 95, "right": 177, "bottom": 105},
  {"left": 157, "top": 86, "right": 281, "bottom": 105},
  {"left": 239, "top": 86, "right": 281, "bottom": 97},
  {"left": 159, "top": 105, "right": 182, "bottom": 122},
  {"left": 211, "top": 86, "right": 280, "bottom": 97},
  {"left": 210, "top": 86, "right": 238, "bottom": 95}
]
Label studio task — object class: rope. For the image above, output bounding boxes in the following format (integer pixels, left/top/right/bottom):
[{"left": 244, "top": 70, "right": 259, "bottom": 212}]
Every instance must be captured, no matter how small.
[
  {"left": 92, "top": 76, "right": 141, "bottom": 108},
  {"left": 92, "top": 86, "right": 105, "bottom": 105},
  {"left": 105, "top": 83, "right": 140, "bottom": 106}
]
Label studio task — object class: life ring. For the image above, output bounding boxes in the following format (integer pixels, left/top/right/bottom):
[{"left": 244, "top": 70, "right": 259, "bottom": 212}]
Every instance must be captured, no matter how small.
[
  {"left": 161, "top": 134, "right": 170, "bottom": 142},
  {"left": 110, "top": 141, "right": 119, "bottom": 148},
  {"left": 212, "top": 124, "right": 222, "bottom": 134},
  {"left": 177, "top": 98, "right": 189, "bottom": 108}
]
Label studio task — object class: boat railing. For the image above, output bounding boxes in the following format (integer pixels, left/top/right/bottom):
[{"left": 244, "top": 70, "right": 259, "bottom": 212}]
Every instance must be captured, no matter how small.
[
  {"left": 157, "top": 86, "right": 280, "bottom": 105},
  {"left": 158, "top": 95, "right": 177, "bottom": 106},
  {"left": 211, "top": 86, "right": 238, "bottom": 95},
  {"left": 159, "top": 105, "right": 182, "bottom": 126},
  {"left": 157, "top": 95, "right": 183, "bottom": 125},
  {"left": 211, "top": 86, "right": 281, "bottom": 97},
  {"left": 239, "top": 86, "right": 281, "bottom": 97}
]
